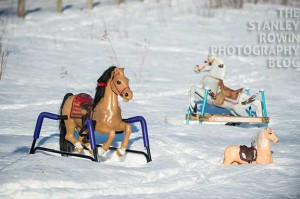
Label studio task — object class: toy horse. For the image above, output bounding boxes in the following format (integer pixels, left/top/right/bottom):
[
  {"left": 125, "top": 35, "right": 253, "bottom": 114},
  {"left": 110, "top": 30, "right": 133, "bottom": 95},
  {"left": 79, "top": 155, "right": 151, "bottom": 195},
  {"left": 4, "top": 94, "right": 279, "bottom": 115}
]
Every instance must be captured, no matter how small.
[
  {"left": 223, "top": 127, "right": 279, "bottom": 165},
  {"left": 59, "top": 66, "right": 133, "bottom": 157},
  {"left": 188, "top": 55, "right": 263, "bottom": 117}
]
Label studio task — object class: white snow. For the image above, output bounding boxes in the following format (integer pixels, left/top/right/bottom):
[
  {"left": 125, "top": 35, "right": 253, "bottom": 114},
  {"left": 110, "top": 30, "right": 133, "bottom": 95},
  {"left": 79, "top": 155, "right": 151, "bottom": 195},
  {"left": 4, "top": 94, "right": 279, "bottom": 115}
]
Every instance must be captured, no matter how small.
[{"left": 0, "top": 0, "right": 300, "bottom": 198}]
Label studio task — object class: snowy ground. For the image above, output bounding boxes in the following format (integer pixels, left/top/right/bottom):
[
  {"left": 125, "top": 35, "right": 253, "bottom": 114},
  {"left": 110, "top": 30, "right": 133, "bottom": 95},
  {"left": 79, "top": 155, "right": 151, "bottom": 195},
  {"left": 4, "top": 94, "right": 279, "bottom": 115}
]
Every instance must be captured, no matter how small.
[{"left": 0, "top": 0, "right": 300, "bottom": 198}]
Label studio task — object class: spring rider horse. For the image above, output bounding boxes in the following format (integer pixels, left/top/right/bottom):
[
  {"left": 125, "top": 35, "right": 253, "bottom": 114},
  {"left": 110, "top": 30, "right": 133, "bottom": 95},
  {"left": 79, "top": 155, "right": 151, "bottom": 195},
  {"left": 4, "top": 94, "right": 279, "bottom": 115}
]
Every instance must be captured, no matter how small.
[
  {"left": 59, "top": 66, "right": 133, "bottom": 157},
  {"left": 187, "top": 55, "right": 268, "bottom": 124},
  {"left": 30, "top": 66, "right": 152, "bottom": 163},
  {"left": 223, "top": 127, "right": 279, "bottom": 164}
]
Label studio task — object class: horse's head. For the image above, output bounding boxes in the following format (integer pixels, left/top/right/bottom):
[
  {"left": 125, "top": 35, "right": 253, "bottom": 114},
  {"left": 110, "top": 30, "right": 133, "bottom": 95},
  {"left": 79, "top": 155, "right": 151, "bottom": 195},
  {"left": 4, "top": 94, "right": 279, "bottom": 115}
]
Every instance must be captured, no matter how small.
[
  {"left": 110, "top": 67, "right": 133, "bottom": 102},
  {"left": 263, "top": 127, "right": 279, "bottom": 143},
  {"left": 194, "top": 55, "right": 224, "bottom": 74}
]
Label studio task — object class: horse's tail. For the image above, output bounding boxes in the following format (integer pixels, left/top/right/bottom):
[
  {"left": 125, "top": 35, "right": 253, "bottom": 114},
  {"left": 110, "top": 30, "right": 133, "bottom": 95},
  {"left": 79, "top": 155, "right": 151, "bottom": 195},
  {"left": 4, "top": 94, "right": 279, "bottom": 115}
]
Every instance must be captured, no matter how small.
[{"left": 59, "top": 93, "right": 75, "bottom": 153}]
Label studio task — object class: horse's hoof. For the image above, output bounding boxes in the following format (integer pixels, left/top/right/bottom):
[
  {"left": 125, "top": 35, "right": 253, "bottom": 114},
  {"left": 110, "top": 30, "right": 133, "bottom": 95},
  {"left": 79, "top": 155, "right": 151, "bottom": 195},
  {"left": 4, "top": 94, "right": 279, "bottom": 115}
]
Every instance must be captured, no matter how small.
[
  {"left": 74, "top": 147, "right": 84, "bottom": 153},
  {"left": 116, "top": 148, "right": 126, "bottom": 157},
  {"left": 97, "top": 146, "right": 106, "bottom": 156}
]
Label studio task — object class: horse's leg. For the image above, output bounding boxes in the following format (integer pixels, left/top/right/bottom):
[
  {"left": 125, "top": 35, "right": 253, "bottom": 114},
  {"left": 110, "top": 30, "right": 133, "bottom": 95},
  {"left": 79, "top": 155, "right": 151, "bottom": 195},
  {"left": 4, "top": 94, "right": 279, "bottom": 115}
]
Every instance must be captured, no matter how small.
[
  {"left": 251, "top": 99, "right": 263, "bottom": 117},
  {"left": 116, "top": 122, "right": 132, "bottom": 157},
  {"left": 76, "top": 127, "right": 93, "bottom": 154},
  {"left": 188, "top": 86, "right": 204, "bottom": 113},
  {"left": 64, "top": 119, "right": 83, "bottom": 153},
  {"left": 232, "top": 104, "right": 249, "bottom": 117},
  {"left": 95, "top": 125, "right": 116, "bottom": 155}
]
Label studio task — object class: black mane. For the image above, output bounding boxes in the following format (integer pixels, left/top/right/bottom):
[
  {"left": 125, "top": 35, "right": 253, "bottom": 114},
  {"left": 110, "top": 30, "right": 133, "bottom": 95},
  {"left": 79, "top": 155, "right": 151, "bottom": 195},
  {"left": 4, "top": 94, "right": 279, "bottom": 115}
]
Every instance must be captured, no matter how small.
[{"left": 93, "top": 66, "right": 116, "bottom": 110}]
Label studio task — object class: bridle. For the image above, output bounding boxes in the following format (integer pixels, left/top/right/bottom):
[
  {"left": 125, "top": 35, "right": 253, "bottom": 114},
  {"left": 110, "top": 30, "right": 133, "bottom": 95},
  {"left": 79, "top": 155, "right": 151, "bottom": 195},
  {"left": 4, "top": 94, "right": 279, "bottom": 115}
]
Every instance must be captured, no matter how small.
[
  {"left": 195, "top": 59, "right": 214, "bottom": 73},
  {"left": 97, "top": 72, "right": 130, "bottom": 97},
  {"left": 110, "top": 72, "right": 130, "bottom": 97}
]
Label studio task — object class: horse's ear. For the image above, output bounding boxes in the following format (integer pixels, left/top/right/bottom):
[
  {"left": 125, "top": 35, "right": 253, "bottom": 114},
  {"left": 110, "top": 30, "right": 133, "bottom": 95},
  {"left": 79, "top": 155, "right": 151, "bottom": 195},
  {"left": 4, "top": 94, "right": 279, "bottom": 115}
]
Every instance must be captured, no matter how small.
[
  {"left": 115, "top": 67, "right": 125, "bottom": 75},
  {"left": 264, "top": 127, "right": 271, "bottom": 133}
]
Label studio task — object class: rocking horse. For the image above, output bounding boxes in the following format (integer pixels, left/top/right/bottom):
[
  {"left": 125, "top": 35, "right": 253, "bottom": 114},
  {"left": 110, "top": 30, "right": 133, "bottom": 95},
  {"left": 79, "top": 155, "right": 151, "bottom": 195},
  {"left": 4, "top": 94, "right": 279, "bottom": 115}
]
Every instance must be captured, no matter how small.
[
  {"left": 188, "top": 55, "right": 263, "bottom": 117},
  {"left": 223, "top": 127, "right": 279, "bottom": 165},
  {"left": 29, "top": 66, "right": 152, "bottom": 163},
  {"left": 60, "top": 66, "right": 133, "bottom": 156}
]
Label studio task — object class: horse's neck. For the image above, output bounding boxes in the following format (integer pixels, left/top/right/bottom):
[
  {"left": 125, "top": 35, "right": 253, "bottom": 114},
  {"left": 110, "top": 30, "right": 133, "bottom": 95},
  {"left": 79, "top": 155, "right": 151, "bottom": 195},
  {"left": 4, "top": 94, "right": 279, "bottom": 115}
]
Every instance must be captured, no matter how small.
[
  {"left": 208, "top": 58, "right": 226, "bottom": 80},
  {"left": 257, "top": 136, "right": 271, "bottom": 152},
  {"left": 96, "top": 84, "right": 119, "bottom": 113},
  {"left": 105, "top": 84, "right": 119, "bottom": 108}
]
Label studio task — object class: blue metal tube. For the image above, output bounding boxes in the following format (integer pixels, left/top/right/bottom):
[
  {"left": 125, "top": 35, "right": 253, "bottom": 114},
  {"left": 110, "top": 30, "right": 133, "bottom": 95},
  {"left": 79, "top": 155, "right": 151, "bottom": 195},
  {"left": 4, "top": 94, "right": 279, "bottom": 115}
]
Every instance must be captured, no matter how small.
[
  {"left": 186, "top": 108, "right": 191, "bottom": 125},
  {"left": 261, "top": 90, "right": 268, "bottom": 117},
  {"left": 85, "top": 119, "right": 96, "bottom": 150},
  {"left": 261, "top": 89, "right": 268, "bottom": 126},
  {"left": 33, "top": 112, "right": 60, "bottom": 139},
  {"left": 246, "top": 88, "right": 252, "bottom": 116},
  {"left": 126, "top": 116, "right": 150, "bottom": 148},
  {"left": 201, "top": 88, "right": 209, "bottom": 117}
]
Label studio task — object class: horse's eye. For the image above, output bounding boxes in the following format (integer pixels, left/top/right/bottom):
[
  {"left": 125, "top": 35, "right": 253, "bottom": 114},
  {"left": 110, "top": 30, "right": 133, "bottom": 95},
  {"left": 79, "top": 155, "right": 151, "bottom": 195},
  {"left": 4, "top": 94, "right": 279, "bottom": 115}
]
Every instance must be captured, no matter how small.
[
  {"left": 117, "top": 80, "right": 121, "bottom": 85},
  {"left": 204, "top": 61, "right": 207, "bottom": 63},
  {"left": 269, "top": 132, "right": 272, "bottom": 135}
]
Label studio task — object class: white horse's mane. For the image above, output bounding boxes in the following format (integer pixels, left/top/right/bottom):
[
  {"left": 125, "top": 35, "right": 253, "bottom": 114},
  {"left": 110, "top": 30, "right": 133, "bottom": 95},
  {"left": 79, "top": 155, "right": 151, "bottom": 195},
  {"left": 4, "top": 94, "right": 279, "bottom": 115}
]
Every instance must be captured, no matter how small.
[{"left": 252, "top": 129, "right": 265, "bottom": 149}]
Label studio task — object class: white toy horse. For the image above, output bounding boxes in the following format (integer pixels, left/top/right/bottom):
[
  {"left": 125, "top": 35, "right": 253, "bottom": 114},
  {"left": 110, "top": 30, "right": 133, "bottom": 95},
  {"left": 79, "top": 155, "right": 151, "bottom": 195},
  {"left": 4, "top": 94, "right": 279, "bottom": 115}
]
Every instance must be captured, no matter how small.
[{"left": 188, "top": 55, "right": 263, "bottom": 117}]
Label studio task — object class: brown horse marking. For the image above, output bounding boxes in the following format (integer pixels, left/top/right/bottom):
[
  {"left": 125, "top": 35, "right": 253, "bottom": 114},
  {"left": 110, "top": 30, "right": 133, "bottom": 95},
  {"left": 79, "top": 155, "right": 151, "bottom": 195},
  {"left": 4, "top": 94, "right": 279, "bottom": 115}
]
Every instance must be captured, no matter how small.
[
  {"left": 212, "top": 80, "right": 243, "bottom": 106},
  {"left": 60, "top": 67, "right": 133, "bottom": 157}
]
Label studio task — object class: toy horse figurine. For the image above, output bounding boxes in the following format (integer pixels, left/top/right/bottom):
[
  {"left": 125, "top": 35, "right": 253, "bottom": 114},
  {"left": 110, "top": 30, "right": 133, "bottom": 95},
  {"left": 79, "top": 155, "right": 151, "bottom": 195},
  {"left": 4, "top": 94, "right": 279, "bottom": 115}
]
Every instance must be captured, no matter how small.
[
  {"left": 59, "top": 66, "right": 133, "bottom": 157},
  {"left": 223, "top": 127, "right": 279, "bottom": 165},
  {"left": 188, "top": 55, "right": 263, "bottom": 117}
]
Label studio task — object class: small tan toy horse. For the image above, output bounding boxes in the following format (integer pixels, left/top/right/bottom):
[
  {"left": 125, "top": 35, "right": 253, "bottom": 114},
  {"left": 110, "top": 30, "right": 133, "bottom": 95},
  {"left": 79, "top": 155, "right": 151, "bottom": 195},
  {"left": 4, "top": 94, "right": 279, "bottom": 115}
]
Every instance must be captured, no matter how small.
[
  {"left": 59, "top": 66, "right": 133, "bottom": 157},
  {"left": 223, "top": 127, "right": 279, "bottom": 165}
]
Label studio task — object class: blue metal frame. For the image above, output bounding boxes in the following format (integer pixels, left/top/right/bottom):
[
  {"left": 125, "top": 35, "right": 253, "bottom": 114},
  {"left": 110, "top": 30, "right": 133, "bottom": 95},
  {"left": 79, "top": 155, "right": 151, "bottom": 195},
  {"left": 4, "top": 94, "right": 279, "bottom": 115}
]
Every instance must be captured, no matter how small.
[
  {"left": 246, "top": 88, "right": 252, "bottom": 116},
  {"left": 186, "top": 88, "right": 209, "bottom": 124},
  {"left": 30, "top": 112, "right": 152, "bottom": 163},
  {"left": 261, "top": 89, "right": 268, "bottom": 126},
  {"left": 186, "top": 108, "right": 191, "bottom": 124},
  {"left": 201, "top": 88, "right": 209, "bottom": 117}
]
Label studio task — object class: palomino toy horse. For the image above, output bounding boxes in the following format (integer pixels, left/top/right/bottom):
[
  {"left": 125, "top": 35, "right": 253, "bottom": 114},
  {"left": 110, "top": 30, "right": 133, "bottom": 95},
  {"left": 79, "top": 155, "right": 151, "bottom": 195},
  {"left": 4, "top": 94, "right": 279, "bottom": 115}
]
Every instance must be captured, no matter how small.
[
  {"left": 59, "top": 66, "right": 133, "bottom": 157},
  {"left": 188, "top": 55, "right": 263, "bottom": 117},
  {"left": 223, "top": 127, "right": 279, "bottom": 165}
]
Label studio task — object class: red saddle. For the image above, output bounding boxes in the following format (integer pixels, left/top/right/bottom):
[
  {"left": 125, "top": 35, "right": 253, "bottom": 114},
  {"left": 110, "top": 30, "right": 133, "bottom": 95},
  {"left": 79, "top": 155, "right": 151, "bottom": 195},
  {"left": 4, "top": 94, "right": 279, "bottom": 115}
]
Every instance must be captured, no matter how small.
[{"left": 70, "top": 93, "right": 93, "bottom": 119}]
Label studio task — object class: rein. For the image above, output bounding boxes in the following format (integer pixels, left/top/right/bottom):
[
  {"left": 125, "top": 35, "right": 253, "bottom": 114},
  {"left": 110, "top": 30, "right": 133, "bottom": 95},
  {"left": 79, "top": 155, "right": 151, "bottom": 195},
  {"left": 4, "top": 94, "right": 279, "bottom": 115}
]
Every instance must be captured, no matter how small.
[{"left": 97, "top": 71, "right": 130, "bottom": 97}]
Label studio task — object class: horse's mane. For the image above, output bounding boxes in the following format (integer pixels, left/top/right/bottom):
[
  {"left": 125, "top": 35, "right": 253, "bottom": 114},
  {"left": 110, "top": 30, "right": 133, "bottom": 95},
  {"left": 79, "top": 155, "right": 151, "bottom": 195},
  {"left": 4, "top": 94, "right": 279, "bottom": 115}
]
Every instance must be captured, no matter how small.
[
  {"left": 252, "top": 129, "right": 264, "bottom": 149},
  {"left": 93, "top": 66, "right": 117, "bottom": 110}
]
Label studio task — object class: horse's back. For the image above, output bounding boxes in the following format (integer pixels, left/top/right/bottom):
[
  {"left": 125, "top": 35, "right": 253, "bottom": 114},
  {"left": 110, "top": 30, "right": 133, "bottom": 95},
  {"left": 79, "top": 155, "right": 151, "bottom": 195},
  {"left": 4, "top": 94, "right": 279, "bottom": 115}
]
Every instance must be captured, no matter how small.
[{"left": 223, "top": 145, "right": 241, "bottom": 164}]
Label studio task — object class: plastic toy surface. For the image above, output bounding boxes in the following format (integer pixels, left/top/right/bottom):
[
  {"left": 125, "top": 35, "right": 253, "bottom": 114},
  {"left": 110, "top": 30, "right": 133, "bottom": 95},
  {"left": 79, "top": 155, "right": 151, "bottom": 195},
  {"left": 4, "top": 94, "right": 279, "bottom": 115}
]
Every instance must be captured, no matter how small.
[
  {"left": 188, "top": 55, "right": 263, "bottom": 117},
  {"left": 60, "top": 66, "right": 133, "bottom": 157},
  {"left": 223, "top": 127, "right": 279, "bottom": 165}
]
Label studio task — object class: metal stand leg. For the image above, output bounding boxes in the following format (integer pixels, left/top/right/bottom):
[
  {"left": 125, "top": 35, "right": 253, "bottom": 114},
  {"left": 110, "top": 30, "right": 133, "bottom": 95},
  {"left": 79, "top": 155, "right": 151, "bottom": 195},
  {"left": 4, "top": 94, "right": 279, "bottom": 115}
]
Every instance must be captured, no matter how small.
[
  {"left": 200, "top": 88, "right": 209, "bottom": 124},
  {"left": 246, "top": 88, "right": 252, "bottom": 116},
  {"left": 85, "top": 119, "right": 98, "bottom": 162},
  {"left": 186, "top": 108, "right": 191, "bottom": 125},
  {"left": 126, "top": 116, "right": 152, "bottom": 162},
  {"left": 261, "top": 89, "right": 268, "bottom": 127}
]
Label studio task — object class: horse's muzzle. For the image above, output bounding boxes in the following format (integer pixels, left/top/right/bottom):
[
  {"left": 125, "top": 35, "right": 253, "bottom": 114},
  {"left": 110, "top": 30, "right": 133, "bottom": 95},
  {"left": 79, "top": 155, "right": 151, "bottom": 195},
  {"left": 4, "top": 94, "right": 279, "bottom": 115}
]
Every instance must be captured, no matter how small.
[{"left": 122, "top": 88, "right": 133, "bottom": 102}]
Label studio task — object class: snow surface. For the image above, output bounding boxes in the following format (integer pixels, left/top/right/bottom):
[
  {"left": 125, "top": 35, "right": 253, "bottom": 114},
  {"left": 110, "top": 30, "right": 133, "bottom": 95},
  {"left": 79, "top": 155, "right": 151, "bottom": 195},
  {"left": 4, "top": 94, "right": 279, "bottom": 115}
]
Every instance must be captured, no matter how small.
[{"left": 0, "top": 0, "right": 300, "bottom": 198}]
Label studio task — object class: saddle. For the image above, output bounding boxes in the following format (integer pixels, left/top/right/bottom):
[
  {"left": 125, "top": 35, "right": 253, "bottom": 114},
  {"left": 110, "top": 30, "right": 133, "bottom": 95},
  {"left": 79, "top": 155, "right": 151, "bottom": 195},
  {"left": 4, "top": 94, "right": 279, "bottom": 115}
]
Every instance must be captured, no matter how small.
[
  {"left": 239, "top": 145, "right": 257, "bottom": 164},
  {"left": 220, "top": 81, "right": 243, "bottom": 100},
  {"left": 212, "top": 80, "right": 243, "bottom": 106},
  {"left": 70, "top": 93, "right": 93, "bottom": 125}
]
